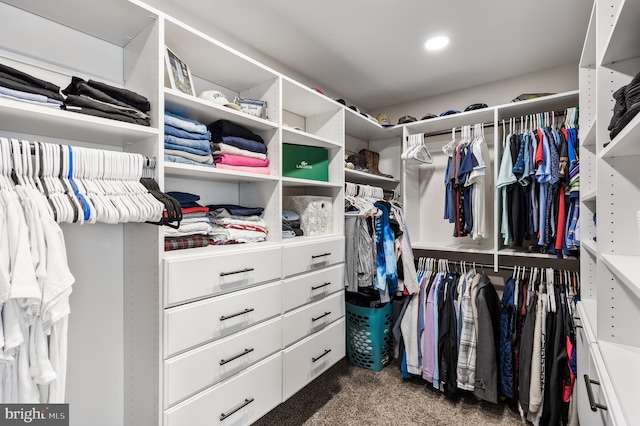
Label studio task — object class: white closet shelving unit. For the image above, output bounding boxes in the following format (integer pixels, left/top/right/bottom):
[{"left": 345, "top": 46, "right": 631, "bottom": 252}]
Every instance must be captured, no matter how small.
[
  {"left": 576, "top": 0, "right": 640, "bottom": 424},
  {"left": 400, "top": 92, "right": 579, "bottom": 268},
  {"left": 0, "top": 0, "right": 346, "bottom": 424}
]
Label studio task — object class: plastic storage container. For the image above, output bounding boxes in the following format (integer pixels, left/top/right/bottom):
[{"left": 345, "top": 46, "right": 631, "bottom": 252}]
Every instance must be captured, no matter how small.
[{"left": 345, "top": 302, "right": 393, "bottom": 371}]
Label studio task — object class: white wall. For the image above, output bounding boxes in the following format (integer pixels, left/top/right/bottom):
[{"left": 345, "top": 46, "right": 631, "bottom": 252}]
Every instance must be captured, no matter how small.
[{"left": 372, "top": 63, "right": 578, "bottom": 125}]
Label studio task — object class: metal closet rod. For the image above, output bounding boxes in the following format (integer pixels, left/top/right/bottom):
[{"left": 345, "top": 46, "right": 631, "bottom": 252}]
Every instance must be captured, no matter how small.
[{"left": 407, "top": 109, "right": 570, "bottom": 140}]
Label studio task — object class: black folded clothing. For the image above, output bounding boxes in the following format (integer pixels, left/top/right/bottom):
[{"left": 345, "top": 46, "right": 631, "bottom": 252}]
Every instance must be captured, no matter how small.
[
  {"left": 346, "top": 287, "right": 386, "bottom": 308},
  {"left": 0, "top": 62, "right": 62, "bottom": 94},
  {"left": 0, "top": 72, "right": 63, "bottom": 101},
  {"left": 608, "top": 70, "right": 640, "bottom": 139},
  {"left": 63, "top": 104, "right": 150, "bottom": 126},
  {"left": 282, "top": 221, "right": 303, "bottom": 236},
  {"left": 208, "top": 119, "right": 265, "bottom": 144},
  {"left": 63, "top": 76, "right": 146, "bottom": 112}
]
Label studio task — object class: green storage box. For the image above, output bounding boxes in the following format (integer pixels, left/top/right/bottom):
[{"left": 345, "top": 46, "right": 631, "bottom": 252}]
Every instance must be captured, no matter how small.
[{"left": 282, "top": 143, "right": 328, "bottom": 181}]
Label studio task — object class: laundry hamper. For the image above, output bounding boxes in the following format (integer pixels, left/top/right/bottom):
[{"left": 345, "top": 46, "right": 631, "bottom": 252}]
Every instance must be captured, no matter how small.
[{"left": 345, "top": 301, "right": 393, "bottom": 372}]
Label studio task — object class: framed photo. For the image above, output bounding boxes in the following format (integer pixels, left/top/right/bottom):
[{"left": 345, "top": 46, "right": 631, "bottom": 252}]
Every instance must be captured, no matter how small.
[{"left": 164, "top": 47, "right": 195, "bottom": 96}]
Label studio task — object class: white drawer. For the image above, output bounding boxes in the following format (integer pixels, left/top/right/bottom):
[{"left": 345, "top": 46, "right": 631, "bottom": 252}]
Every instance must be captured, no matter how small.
[
  {"left": 164, "top": 317, "right": 282, "bottom": 408},
  {"left": 164, "top": 245, "right": 282, "bottom": 306},
  {"left": 164, "top": 352, "right": 282, "bottom": 426},
  {"left": 283, "top": 291, "right": 345, "bottom": 347},
  {"left": 283, "top": 264, "right": 344, "bottom": 312},
  {"left": 282, "top": 318, "right": 345, "bottom": 401},
  {"left": 164, "top": 281, "right": 282, "bottom": 357},
  {"left": 282, "top": 236, "right": 344, "bottom": 277}
]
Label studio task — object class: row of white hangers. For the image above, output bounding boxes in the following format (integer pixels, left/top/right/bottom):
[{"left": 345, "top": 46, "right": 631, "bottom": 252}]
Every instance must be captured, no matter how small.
[
  {"left": 502, "top": 107, "right": 579, "bottom": 138},
  {"left": 442, "top": 122, "right": 485, "bottom": 156},
  {"left": 0, "top": 137, "right": 163, "bottom": 224},
  {"left": 402, "top": 133, "right": 433, "bottom": 164},
  {"left": 345, "top": 182, "right": 385, "bottom": 216}
]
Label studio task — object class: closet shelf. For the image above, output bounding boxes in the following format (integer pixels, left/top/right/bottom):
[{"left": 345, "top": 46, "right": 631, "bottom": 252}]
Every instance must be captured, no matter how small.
[
  {"left": 281, "top": 177, "right": 341, "bottom": 188},
  {"left": 582, "top": 239, "right": 597, "bottom": 257},
  {"left": 282, "top": 127, "right": 341, "bottom": 149},
  {"left": 582, "top": 118, "right": 597, "bottom": 149},
  {"left": 601, "top": 0, "right": 640, "bottom": 67},
  {"left": 411, "top": 242, "right": 494, "bottom": 255},
  {"left": 577, "top": 299, "right": 598, "bottom": 342},
  {"left": 399, "top": 108, "right": 495, "bottom": 136},
  {"left": 0, "top": 97, "right": 159, "bottom": 146},
  {"left": 497, "top": 248, "right": 575, "bottom": 260},
  {"left": 579, "top": 1, "right": 597, "bottom": 70},
  {"left": 163, "top": 162, "right": 279, "bottom": 183},
  {"left": 282, "top": 77, "right": 338, "bottom": 117},
  {"left": 1, "top": 0, "right": 155, "bottom": 47},
  {"left": 164, "top": 89, "right": 278, "bottom": 133},
  {"left": 163, "top": 241, "right": 281, "bottom": 261},
  {"left": 344, "top": 169, "right": 399, "bottom": 185},
  {"left": 281, "top": 234, "right": 343, "bottom": 247},
  {"left": 582, "top": 189, "right": 597, "bottom": 203},
  {"left": 344, "top": 107, "right": 396, "bottom": 141},
  {"left": 496, "top": 91, "right": 580, "bottom": 119},
  {"left": 600, "top": 111, "right": 640, "bottom": 159},
  {"left": 601, "top": 254, "right": 640, "bottom": 301},
  {"left": 597, "top": 341, "right": 640, "bottom": 426}
]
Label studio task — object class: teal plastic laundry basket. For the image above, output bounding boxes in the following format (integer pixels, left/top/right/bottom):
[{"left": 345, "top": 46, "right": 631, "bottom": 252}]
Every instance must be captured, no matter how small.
[{"left": 346, "top": 301, "right": 393, "bottom": 371}]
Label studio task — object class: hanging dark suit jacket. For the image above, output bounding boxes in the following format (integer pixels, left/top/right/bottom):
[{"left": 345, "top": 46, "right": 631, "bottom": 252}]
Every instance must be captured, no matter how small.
[{"left": 473, "top": 274, "right": 501, "bottom": 403}]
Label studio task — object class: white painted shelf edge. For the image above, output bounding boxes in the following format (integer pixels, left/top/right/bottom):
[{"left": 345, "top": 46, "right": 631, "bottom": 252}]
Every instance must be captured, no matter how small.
[{"left": 601, "top": 254, "right": 640, "bottom": 301}]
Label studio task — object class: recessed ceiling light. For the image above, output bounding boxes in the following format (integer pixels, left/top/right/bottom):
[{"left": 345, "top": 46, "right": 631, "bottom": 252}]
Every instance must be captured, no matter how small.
[{"left": 425, "top": 35, "right": 450, "bottom": 51}]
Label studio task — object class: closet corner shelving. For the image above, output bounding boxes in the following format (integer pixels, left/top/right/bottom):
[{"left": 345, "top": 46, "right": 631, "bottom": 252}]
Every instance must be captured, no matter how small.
[
  {"left": 576, "top": 0, "right": 640, "bottom": 424},
  {"left": 401, "top": 91, "right": 580, "bottom": 269}
]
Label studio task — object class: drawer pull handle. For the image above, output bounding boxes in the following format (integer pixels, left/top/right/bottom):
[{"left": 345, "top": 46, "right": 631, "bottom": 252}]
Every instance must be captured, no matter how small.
[
  {"left": 219, "top": 397, "right": 254, "bottom": 421},
  {"left": 312, "top": 349, "right": 332, "bottom": 363},
  {"left": 311, "top": 252, "right": 331, "bottom": 259},
  {"left": 574, "top": 324, "right": 583, "bottom": 329},
  {"left": 220, "top": 308, "right": 254, "bottom": 321},
  {"left": 220, "top": 348, "right": 255, "bottom": 365},
  {"left": 220, "top": 267, "right": 254, "bottom": 277},
  {"left": 584, "top": 374, "right": 608, "bottom": 412},
  {"left": 311, "top": 282, "right": 331, "bottom": 291},
  {"left": 312, "top": 311, "right": 332, "bottom": 322}
]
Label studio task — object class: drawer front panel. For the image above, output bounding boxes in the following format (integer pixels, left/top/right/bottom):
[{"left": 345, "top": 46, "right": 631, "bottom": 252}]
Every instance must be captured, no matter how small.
[
  {"left": 164, "top": 246, "right": 282, "bottom": 306},
  {"left": 283, "top": 291, "right": 345, "bottom": 347},
  {"left": 164, "top": 317, "right": 282, "bottom": 408},
  {"left": 283, "top": 264, "right": 344, "bottom": 312},
  {"left": 282, "top": 237, "right": 344, "bottom": 277},
  {"left": 164, "top": 281, "right": 281, "bottom": 357},
  {"left": 164, "top": 353, "right": 282, "bottom": 426},
  {"left": 282, "top": 318, "right": 345, "bottom": 401}
]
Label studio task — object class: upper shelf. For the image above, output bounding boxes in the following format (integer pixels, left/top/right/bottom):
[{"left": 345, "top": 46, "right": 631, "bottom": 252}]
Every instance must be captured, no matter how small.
[
  {"left": 282, "top": 77, "right": 340, "bottom": 117},
  {"left": 164, "top": 162, "right": 279, "bottom": 183},
  {"left": 343, "top": 107, "right": 397, "bottom": 141},
  {"left": 579, "top": 1, "right": 597, "bottom": 69},
  {"left": 581, "top": 118, "right": 597, "bottom": 149},
  {"left": 600, "top": 111, "right": 640, "bottom": 158},
  {"left": 601, "top": 0, "right": 640, "bottom": 67},
  {"left": 164, "top": 17, "right": 278, "bottom": 94},
  {"left": 601, "top": 254, "right": 640, "bottom": 302},
  {"left": 344, "top": 169, "right": 400, "bottom": 186},
  {"left": 496, "top": 91, "right": 579, "bottom": 119},
  {"left": 0, "top": 97, "right": 158, "bottom": 146},
  {"left": 400, "top": 108, "right": 495, "bottom": 136},
  {"left": 164, "top": 89, "right": 278, "bottom": 134},
  {"left": 2, "top": 0, "right": 156, "bottom": 47}
]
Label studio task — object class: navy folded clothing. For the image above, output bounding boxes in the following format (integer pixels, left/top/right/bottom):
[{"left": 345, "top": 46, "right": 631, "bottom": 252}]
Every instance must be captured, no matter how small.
[
  {"left": 208, "top": 119, "right": 265, "bottom": 144},
  {"left": 207, "top": 204, "right": 264, "bottom": 216},
  {"left": 219, "top": 135, "right": 268, "bottom": 154},
  {"left": 167, "top": 191, "right": 200, "bottom": 206}
]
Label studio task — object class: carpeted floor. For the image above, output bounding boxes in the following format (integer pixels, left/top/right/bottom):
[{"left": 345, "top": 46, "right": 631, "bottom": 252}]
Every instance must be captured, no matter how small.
[{"left": 253, "top": 358, "right": 522, "bottom": 426}]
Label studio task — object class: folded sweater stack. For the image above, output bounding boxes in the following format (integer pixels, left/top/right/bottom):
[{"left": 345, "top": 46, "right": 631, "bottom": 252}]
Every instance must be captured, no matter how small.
[
  {"left": 207, "top": 204, "right": 267, "bottom": 244},
  {"left": 62, "top": 76, "right": 151, "bottom": 126},
  {"left": 208, "top": 119, "right": 270, "bottom": 175},
  {"left": 0, "top": 62, "right": 64, "bottom": 107},
  {"left": 164, "top": 192, "right": 211, "bottom": 251},
  {"left": 164, "top": 111, "right": 213, "bottom": 167}
]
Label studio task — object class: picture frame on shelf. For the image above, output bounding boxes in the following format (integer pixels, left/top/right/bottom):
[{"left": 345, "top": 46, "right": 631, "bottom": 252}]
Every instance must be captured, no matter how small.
[{"left": 164, "top": 46, "right": 195, "bottom": 96}]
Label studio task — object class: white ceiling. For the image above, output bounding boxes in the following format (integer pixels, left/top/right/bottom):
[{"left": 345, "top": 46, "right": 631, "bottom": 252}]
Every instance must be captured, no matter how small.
[{"left": 156, "top": 0, "right": 592, "bottom": 110}]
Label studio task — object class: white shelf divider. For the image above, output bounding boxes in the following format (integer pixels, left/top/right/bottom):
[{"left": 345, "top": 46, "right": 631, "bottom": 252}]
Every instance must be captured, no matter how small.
[
  {"left": 600, "top": 112, "right": 640, "bottom": 159},
  {"left": 601, "top": 0, "right": 640, "bottom": 66}
]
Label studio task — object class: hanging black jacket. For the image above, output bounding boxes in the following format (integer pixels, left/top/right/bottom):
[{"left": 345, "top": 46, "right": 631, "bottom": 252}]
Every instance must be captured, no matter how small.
[{"left": 473, "top": 274, "right": 501, "bottom": 403}]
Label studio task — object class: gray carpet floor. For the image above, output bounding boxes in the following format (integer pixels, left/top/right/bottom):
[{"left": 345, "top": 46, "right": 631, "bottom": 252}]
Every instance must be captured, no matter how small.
[{"left": 253, "top": 358, "right": 522, "bottom": 426}]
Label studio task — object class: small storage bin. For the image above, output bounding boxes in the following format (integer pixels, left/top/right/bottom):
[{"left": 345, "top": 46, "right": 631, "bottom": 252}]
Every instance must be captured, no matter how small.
[
  {"left": 282, "top": 143, "right": 328, "bottom": 181},
  {"left": 345, "top": 301, "right": 393, "bottom": 371},
  {"left": 283, "top": 196, "right": 333, "bottom": 236}
]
